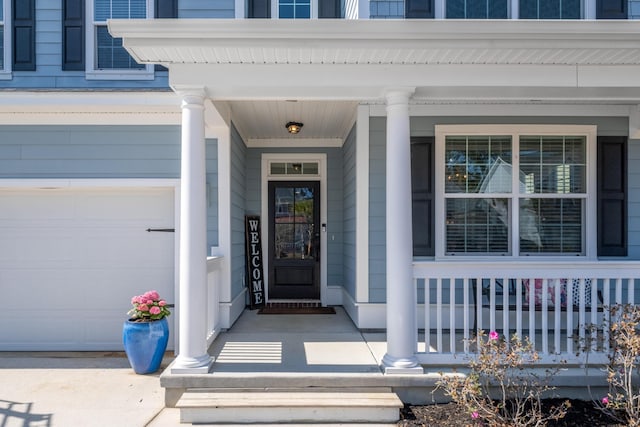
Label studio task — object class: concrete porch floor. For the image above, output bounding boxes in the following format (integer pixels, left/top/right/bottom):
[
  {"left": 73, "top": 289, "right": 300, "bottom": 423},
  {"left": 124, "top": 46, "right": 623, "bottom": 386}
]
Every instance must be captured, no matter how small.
[{"left": 207, "top": 307, "right": 387, "bottom": 374}]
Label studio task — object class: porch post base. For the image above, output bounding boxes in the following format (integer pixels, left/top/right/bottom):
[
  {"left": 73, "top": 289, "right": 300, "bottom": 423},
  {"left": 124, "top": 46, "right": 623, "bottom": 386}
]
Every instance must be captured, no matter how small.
[
  {"left": 170, "top": 354, "right": 214, "bottom": 374},
  {"left": 381, "top": 354, "right": 423, "bottom": 375}
]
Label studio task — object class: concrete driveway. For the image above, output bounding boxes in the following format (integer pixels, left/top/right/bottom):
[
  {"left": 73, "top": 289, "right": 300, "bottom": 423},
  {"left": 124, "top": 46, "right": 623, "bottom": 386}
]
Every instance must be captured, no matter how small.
[{"left": 0, "top": 352, "right": 174, "bottom": 427}]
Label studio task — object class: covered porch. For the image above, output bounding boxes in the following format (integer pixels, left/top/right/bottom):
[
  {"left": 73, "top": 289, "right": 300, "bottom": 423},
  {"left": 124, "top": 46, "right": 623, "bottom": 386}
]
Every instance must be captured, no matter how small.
[{"left": 108, "top": 18, "right": 640, "bottom": 393}]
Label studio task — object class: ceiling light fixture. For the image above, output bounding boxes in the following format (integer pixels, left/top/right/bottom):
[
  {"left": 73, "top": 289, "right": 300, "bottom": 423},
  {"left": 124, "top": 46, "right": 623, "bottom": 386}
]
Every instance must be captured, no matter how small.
[{"left": 286, "top": 121, "right": 303, "bottom": 134}]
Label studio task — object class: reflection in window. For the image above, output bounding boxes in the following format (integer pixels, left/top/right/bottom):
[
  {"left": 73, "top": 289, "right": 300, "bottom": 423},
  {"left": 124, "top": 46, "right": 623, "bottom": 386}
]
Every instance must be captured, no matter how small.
[
  {"left": 274, "top": 186, "right": 315, "bottom": 260},
  {"left": 443, "top": 133, "right": 586, "bottom": 256}
]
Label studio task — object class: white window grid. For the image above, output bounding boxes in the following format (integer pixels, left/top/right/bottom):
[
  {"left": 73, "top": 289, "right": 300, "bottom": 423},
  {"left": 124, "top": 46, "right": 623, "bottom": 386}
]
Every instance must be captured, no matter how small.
[{"left": 434, "top": 124, "right": 597, "bottom": 260}]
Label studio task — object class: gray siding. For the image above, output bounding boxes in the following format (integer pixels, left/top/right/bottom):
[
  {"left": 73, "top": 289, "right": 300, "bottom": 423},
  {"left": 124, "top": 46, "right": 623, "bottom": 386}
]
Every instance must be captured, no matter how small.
[
  {"left": 0, "top": 125, "right": 180, "bottom": 178},
  {"left": 180, "top": 0, "right": 235, "bottom": 17},
  {"left": 342, "top": 125, "right": 357, "bottom": 300},
  {"left": 369, "top": 116, "right": 638, "bottom": 304},
  {"left": 13, "top": 0, "right": 239, "bottom": 88},
  {"left": 2, "top": 1, "right": 170, "bottom": 89},
  {"left": 369, "top": 117, "right": 386, "bottom": 303},
  {"left": 230, "top": 123, "right": 248, "bottom": 301},
  {"left": 627, "top": 138, "right": 640, "bottom": 258},
  {"left": 631, "top": 0, "right": 640, "bottom": 18},
  {"left": 206, "top": 139, "right": 219, "bottom": 248}
]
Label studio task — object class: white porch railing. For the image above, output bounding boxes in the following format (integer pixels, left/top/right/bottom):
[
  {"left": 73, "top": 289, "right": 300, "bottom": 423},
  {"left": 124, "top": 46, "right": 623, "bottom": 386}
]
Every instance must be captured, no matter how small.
[
  {"left": 206, "top": 256, "right": 223, "bottom": 347},
  {"left": 413, "top": 261, "right": 640, "bottom": 366}
]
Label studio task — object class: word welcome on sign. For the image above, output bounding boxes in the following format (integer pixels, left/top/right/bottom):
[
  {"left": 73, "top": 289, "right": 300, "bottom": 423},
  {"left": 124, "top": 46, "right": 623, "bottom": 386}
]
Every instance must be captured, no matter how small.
[{"left": 245, "top": 215, "right": 265, "bottom": 309}]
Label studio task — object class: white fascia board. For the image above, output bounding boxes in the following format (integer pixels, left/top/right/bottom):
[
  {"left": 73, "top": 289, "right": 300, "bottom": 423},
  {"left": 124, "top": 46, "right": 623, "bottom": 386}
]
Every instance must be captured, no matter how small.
[
  {"left": 108, "top": 19, "right": 640, "bottom": 48},
  {"left": 0, "top": 91, "right": 180, "bottom": 110},
  {"left": 369, "top": 103, "right": 634, "bottom": 117},
  {"left": 169, "top": 63, "right": 582, "bottom": 100},
  {"left": 0, "top": 91, "right": 182, "bottom": 125}
]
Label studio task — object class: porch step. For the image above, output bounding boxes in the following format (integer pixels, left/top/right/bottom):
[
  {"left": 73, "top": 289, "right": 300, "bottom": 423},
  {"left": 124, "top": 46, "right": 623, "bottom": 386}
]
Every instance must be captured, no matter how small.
[{"left": 175, "top": 388, "right": 404, "bottom": 424}]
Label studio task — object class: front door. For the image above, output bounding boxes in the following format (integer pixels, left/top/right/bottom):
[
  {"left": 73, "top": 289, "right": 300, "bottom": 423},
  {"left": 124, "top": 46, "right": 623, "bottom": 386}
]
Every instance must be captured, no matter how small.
[{"left": 268, "top": 181, "right": 320, "bottom": 300}]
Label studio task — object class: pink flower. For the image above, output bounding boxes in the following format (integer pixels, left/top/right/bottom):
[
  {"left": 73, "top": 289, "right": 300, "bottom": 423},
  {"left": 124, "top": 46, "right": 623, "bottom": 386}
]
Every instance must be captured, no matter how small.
[
  {"left": 149, "top": 306, "right": 161, "bottom": 315},
  {"left": 146, "top": 299, "right": 154, "bottom": 305},
  {"left": 158, "top": 300, "right": 167, "bottom": 307},
  {"left": 489, "top": 331, "right": 499, "bottom": 340},
  {"left": 602, "top": 397, "right": 609, "bottom": 405},
  {"left": 471, "top": 411, "right": 479, "bottom": 419},
  {"left": 138, "top": 304, "right": 149, "bottom": 312}
]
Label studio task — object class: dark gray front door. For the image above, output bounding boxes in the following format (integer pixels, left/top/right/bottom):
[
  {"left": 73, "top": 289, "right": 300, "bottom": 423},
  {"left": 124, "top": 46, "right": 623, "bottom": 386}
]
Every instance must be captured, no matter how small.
[{"left": 268, "top": 181, "right": 320, "bottom": 300}]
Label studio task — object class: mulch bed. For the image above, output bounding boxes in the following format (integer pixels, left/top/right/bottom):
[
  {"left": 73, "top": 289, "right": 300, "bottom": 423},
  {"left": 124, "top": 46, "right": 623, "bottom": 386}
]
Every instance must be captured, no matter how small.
[{"left": 398, "top": 399, "right": 624, "bottom": 426}]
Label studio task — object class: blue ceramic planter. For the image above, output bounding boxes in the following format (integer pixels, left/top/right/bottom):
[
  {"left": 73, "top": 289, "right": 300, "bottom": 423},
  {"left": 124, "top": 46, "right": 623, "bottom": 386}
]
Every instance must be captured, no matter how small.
[{"left": 123, "top": 317, "right": 169, "bottom": 374}]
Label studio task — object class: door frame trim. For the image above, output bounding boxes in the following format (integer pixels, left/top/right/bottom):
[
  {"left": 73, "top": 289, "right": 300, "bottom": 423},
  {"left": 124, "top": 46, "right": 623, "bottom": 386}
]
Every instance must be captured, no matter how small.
[{"left": 261, "top": 153, "right": 328, "bottom": 305}]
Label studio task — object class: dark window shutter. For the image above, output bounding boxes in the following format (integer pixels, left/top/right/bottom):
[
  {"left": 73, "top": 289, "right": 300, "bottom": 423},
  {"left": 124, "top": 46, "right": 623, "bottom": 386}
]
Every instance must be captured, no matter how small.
[
  {"left": 62, "top": 0, "right": 84, "bottom": 71},
  {"left": 319, "top": 0, "right": 341, "bottom": 17},
  {"left": 598, "top": 136, "right": 627, "bottom": 257},
  {"left": 13, "top": 0, "right": 36, "bottom": 71},
  {"left": 597, "top": 0, "right": 627, "bottom": 19},
  {"left": 411, "top": 137, "right": 435, "bottom": 257},
  {"left": 155, "top": 0, "right": 178, "bottom": 18},
  {"left": 248, "top": 0, "right": 271, "bottom": 18},
  {"left": 406, "top": 0, "right": 434, "bottom": 18}
]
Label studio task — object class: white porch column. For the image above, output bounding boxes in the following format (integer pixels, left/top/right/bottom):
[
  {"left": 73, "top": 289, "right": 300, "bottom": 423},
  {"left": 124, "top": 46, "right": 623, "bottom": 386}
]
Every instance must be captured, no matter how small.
[
  {"left": 381, "top": 88, "right": 423, "bottom": 374},
  {"left": 172, "top": 89, "right": 214, "bottom": 374}
]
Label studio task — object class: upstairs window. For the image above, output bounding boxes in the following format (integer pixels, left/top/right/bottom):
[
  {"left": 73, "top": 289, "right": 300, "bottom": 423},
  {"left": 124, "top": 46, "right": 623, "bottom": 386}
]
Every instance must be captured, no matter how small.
[
  {"left": 87, "top": 0, "right": 153, "bottom": 79},
  {"left": 279, "top": 0, "right": 311, "bottom": 18},
  {"left": 435, "top": 125, "right": 596, "bottom": 259},
  {"left": 446, "top": 0, "right": 508, "bottom": 18},
  {"left": 250, "top": 0, "right": 340, "bottom": 18},
  {"left": 519, "top": 0, "right": 581, "bottom": 18}
]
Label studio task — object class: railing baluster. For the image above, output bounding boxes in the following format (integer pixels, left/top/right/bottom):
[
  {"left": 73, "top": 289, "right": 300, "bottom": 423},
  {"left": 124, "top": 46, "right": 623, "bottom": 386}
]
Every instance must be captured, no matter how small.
[
  {"left": 503, "top": 277, "right": 510, "bottom": 345},
  {"left": 615, "top": 278, "right": 622, "bottom": 305},
  {"left": 450, "top": 277, "right": 456, "bottom": 354},
  {"left": 578, "top": 277, "right": 586, "bottom": 348},
  {"left": 603, "top": 278, "right": 611, "bottom": 354},
  {"left": 490, "top": 278, "right": 496, "bottom": 333},
  {"left": 629, "top": 278, "right": 635, "bottom": 304},
  {"left": 542, "top": 279, "right": 549, "bottom": 354},
  {"left": 554, "top": 279, "right": 561, "bottom": 354},
  {"left": 589, "top": 278, "right": 597, "bottom": 352},
  {"left": 566, "top": 279, "right": 574, "bottom": 355},
  {"left": 437, "top": 278, "right": 443, "bottom": 354},
  {"left": 425, "top": 277, "right": 431, "bottom": 353},
  {"left": 529, "top": 277, "right": 536, "bottom": 349},
  {"left": 476, "top": 276, "right": 482, "bottom": 349},
  {"left": 463, "top": 278, "right": 470, "bottom": 354},
  {"left": 516, "top": 278, "right": 523, "bottom": 339}
]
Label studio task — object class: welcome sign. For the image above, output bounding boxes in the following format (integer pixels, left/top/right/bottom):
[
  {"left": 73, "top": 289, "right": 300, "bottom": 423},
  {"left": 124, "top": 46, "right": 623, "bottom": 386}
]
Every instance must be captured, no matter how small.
[{"left": 245, "top": 215, "right": 266, "bottom": 309}]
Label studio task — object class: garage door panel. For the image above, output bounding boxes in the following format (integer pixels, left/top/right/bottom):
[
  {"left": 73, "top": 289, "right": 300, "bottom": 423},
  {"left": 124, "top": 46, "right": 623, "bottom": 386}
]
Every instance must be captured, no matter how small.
[
  {"left": 0, "top": 192, "right": 79, "bottom": 221},
  {"left": 0, "top": 231, "right": 75, "bottom": 268},
  {"left": 0, "top": 186, "right": 176, "bottom": 351}
]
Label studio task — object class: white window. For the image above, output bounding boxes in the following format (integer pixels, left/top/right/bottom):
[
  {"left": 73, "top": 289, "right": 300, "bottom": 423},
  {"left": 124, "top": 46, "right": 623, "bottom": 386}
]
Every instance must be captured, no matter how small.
[
  {"left": 0, "top": 0, "right": 10, "bottom": 78},
  {"left": 435, "top": 125, "right": 597, "bottom": 259},
  {"left": 86, "top": 0, "right": 154, "bottom": 80}
]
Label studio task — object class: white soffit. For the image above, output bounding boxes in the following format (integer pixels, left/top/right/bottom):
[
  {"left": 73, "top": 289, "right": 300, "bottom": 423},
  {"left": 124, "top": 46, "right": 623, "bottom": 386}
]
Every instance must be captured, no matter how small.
[{"left": 109, "top": 20, "right": 640, "bottom": 66}]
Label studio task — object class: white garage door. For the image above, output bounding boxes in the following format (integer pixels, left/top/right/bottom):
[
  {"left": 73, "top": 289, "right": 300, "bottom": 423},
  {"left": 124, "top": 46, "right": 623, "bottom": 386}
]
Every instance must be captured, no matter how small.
[{"left": 0, "top": 186, "right": 176, "bottom": 351}]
